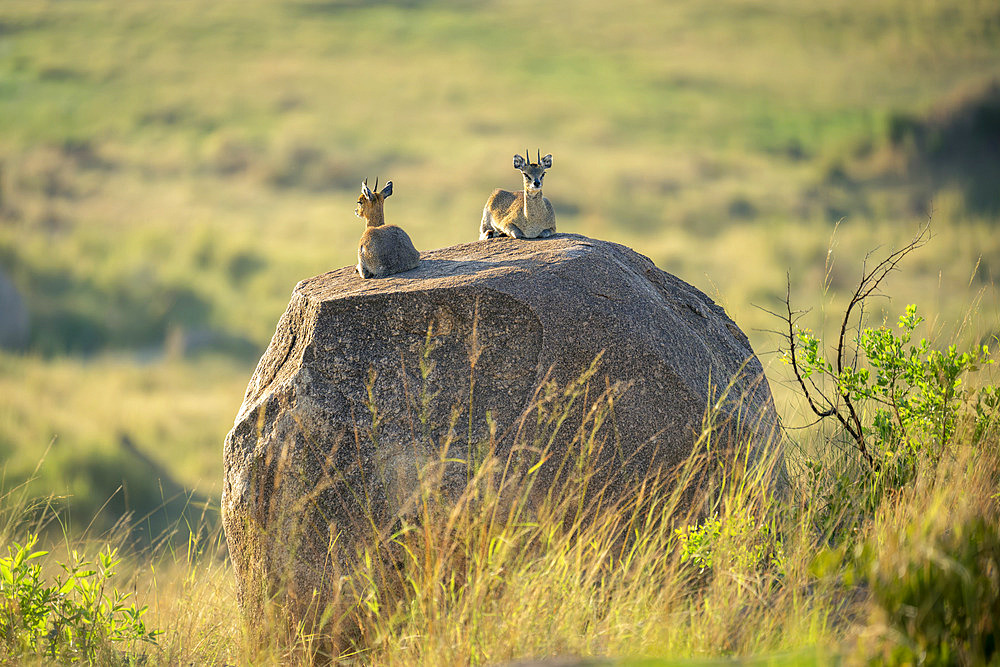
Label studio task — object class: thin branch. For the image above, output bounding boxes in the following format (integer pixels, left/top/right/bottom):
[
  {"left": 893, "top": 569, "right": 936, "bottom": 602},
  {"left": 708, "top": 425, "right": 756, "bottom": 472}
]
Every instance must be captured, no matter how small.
[
  {"left": 769, "top": 225, "right": 929, "bottom": 473},
  {"left": 783, "top": 274, "right": 839, "bottom": 423}
]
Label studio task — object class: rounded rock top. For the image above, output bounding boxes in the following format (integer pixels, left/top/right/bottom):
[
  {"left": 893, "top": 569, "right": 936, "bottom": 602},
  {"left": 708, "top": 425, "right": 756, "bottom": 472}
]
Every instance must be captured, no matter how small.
[{"left": 222, "top": 233, "right": 784, "bottom": 626}]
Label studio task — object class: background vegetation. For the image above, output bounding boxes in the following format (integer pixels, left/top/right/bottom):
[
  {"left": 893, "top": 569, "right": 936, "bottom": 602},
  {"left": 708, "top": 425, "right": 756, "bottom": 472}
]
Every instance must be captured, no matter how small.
[{"left": 0, "top": 0, "right": 998, "bottom": 663}]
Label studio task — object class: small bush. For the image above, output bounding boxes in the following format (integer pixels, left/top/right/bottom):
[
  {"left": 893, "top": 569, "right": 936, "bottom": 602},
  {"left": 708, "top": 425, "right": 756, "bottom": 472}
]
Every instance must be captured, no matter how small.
[
  {"left": 675, "top": 515, "right": 722, "bottom": 572},
  {"left": 790, "top": 304, "right": 996, "bottom": 524},
  {"left": 675, "top": 510, "right": 783, "bottom": 577},
  {"left": 0, "top": 534, "right": 160, "bottom": 663}
]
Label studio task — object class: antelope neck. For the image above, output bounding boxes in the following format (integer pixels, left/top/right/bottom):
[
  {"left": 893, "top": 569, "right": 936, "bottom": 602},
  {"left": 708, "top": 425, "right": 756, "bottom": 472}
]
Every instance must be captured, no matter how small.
[{"left": 523, "top": 188, "right": 545, "bottom": 219}]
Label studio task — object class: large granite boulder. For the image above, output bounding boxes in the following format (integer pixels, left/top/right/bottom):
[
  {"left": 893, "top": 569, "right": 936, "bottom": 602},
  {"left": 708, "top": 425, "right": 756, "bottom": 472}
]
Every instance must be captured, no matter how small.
[{"left": 222, "top": 233, "right": 782, "bottom": 625}]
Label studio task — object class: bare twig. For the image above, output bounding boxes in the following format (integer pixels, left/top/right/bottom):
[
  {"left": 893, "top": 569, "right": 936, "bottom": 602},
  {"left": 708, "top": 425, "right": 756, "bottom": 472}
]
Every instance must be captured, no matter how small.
[
  {"left": 783, "top": 274, "right": 840, "bottom": 425},
  {"left": 773, "top": 225, "right": 930, "bottom": 472}
]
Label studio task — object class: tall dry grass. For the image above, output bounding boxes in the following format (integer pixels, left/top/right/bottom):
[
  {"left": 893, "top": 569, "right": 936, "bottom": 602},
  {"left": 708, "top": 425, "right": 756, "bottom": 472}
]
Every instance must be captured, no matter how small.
[{"left": 1, "top": 368, "right": 996, "bottom": 665}]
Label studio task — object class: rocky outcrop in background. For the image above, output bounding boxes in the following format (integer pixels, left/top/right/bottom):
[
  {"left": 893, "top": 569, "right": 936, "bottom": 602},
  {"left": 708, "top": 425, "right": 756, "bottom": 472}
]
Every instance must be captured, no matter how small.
[{"left": 221, "top": 234, "right": 783, "bottom": 625}]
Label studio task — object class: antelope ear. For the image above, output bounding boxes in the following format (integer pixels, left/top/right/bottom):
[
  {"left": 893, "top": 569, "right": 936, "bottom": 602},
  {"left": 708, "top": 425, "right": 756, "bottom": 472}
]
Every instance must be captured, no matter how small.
[
  {"left": 541, "top": 154, "right": 552, "bottom": 169},
  {"left": 361, "top": 181, "right": 373, "bottom": 199},
  {"left": 380, "top": 181, "right": 393, "bottom": 198},
  {"left": 512, "top": 154, "right": 526, "bottom": 170}
]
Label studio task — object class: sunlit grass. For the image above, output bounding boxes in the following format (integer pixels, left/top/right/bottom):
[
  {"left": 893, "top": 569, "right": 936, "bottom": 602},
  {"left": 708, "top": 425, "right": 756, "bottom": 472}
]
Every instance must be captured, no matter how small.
[{"left": 2, "top": 375, "right": 996, "bottom": 664}]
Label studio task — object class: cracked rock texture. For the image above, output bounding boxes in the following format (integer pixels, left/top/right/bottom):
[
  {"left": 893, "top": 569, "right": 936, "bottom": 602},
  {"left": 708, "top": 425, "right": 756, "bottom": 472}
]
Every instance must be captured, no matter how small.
[{"left": 222, "top": 233, "right": 782, "bottom": 624}]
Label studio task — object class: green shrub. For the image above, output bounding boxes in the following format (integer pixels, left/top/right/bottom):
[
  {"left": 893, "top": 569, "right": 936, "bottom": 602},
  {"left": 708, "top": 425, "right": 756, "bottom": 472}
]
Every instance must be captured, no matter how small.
[
  {"left": 675, "top": 510, "right": 784, "bottom": 579},
  {"left": 675, "top": 515, "right": 722, "bottom": 572},
  {"left": 791, "top": 304, "right": 996, "bottom": 524},
  {"left": 0, "top": 534, "right": 160, "bottom": 663}
]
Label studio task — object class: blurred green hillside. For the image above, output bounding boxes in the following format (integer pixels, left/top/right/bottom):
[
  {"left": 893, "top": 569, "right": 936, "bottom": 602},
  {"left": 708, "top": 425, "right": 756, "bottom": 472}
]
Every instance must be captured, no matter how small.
[{"left": 0, "top": 0, "right": 998, "bottom": 534}]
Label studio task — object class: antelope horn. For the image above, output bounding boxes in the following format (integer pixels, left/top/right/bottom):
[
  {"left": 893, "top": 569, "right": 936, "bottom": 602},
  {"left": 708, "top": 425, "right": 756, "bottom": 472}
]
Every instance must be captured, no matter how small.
[
  {"left": 374, "top": 177, "right": 378, "bottom": 193},
  {"left": 537, "top": 149, "right": 540, "bottom": 165},
  {"left": 525, "top": 148, "right": 530, "bottom": 165}
]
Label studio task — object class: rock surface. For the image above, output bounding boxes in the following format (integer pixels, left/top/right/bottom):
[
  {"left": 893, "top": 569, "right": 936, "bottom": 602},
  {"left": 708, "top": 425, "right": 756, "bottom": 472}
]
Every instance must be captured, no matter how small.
[{"left": 222, "top": 233, "right": 782, "bottom": 623}]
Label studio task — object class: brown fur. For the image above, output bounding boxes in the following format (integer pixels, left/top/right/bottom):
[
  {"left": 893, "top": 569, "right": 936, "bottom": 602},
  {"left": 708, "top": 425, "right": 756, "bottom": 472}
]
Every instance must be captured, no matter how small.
[
  {"left": 355, "top": 181, "right": 420, "bottom": 279},
  {"left": 480, "top": 152, "right": 556, "bottom": 240}
]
